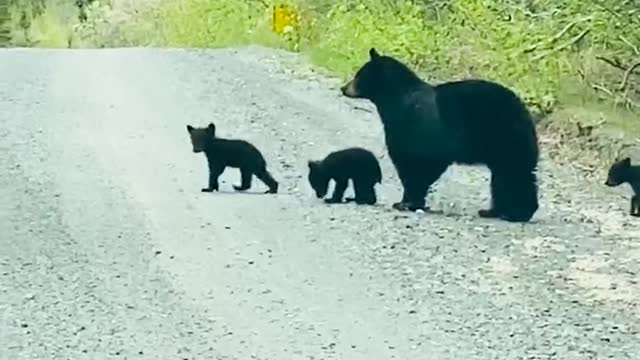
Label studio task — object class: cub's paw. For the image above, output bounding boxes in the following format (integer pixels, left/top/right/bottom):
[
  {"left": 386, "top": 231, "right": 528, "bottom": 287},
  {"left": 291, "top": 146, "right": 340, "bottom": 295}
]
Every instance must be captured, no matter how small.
[
  {"left": 233, "top": 185, "right": 250, "bottom": 192},
  {"left": 630, "top": 211, "right": 640, "bottom": 217},
  {"left": 201, "top": 188, "right": 214, "bottom": 193}
]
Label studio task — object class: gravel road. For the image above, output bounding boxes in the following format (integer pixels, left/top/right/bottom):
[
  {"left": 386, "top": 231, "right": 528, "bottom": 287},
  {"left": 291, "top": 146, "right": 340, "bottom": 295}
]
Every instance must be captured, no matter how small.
[{"left": 1, "top": 46, "right": 639, "bottom": 360}]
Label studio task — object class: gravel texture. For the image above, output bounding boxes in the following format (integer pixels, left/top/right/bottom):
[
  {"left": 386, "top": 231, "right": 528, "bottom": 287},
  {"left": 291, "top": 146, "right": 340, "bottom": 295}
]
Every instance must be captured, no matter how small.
[{"left": 1, "top": 46, "right": 639, "bottom": 360}]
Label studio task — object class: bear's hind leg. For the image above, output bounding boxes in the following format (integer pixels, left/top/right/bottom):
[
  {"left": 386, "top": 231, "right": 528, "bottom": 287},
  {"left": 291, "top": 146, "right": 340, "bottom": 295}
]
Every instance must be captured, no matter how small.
[
  {"left": 350, "top": 179, "right": 377, "bottom": 205},
  {"left": 233, "top": 167, "right": 253, "bottom": 191},
  {"left": 255, "top": 167, "right": 279, "bottom": 194},
  {"left": 491, "top": 168, "right": 539, "bottom": 222}
]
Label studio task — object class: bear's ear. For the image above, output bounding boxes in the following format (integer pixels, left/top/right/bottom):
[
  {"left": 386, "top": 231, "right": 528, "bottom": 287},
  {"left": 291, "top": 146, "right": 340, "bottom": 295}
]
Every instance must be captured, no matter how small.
[
  {"left": 207, "top": 123, "right": 216, "bottom": 135},
  {"left": 369, "top": 47, "right": 380, "bottom": 60},
  {"left": 186, "top": 125, "right": 194, "bottom": 133},
  {"left": 307, "top": 160, "right": 317, "bottom": 170},
  {"left": 622, "top": 157, "right": 631, "bottom": 166}
]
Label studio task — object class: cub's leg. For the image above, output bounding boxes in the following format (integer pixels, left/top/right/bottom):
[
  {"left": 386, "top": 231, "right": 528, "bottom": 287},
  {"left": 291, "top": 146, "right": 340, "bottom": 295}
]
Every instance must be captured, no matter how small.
[
  {"left": 325, "top": 178, "right": 348, "bottom": 204},
  {"left": 255, "top": 166, "right": 279, "bottom": 194},
  {"left": 233, "top": 167, "right": 253, "bottom": 191}
]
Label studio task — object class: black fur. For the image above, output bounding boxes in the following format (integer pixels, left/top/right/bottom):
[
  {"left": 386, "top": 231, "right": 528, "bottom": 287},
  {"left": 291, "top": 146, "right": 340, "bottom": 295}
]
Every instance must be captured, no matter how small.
[
  {"left": 340, "top": 48, "right": 540, "bottom": 222},
  {"left": 307, "top": 147, "right": 382, "bottom": 205},
  {"left": 186, "top": 123, "right": 278, "bottom": 194},
  {"left": 604, "top": 157, "right": 640, "bottom": 217}
]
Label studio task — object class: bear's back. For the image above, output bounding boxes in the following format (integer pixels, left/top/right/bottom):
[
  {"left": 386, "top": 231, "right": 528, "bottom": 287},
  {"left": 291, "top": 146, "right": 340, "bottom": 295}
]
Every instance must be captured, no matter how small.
[{"left": 206, "top": 138, "right": 266, "bottom": 169}]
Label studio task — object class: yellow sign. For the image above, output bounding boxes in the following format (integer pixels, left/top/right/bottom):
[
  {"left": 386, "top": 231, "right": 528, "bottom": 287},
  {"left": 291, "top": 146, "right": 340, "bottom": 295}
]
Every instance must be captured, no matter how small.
[{"left": 272, "top": 4, "right": 300, "bottom": 35}]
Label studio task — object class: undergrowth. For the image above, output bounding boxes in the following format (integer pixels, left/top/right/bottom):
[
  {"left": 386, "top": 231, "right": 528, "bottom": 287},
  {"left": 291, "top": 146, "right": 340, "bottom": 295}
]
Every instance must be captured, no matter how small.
[
  {"left": 6, "top": 0, "right": 640, "bottom": 137},
  {"left": 4, "top": 0, "right": 152, "bottom": 48},
  {"left": 149, "top": 0, "right": 640, "bottom": 126}
]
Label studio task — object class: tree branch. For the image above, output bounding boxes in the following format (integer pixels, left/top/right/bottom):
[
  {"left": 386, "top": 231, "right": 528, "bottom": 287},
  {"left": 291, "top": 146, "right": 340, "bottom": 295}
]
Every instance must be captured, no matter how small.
[
  {"left": 619, "top": 35, "right": 640, "bottom": 56},
  {"left": 595, "top": 56, "right": 626, "bottom": 71},
  {"left": 522, "top": 17, "right": 592, "bottom": 54},
  {"left": 531, "top": 29, "right": 590, "bottom": 61},
  {"left": 619, "top": 60, "right": 640, "bottom": 91}
]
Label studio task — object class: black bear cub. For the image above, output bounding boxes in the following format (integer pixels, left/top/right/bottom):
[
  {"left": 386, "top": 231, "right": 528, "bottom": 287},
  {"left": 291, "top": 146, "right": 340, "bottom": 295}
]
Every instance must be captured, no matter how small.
[
  {"left": 307, "top": 147, "right": 382, "bottom": 205},
  {"left": 186, "top": 123, "right": 278, "bottom": 194},
  {"left": 604, "top": 157, "right": 640, "bottom": 217},
  {"left": 340, "top": 48, "right": 540, "bottom": 222}
]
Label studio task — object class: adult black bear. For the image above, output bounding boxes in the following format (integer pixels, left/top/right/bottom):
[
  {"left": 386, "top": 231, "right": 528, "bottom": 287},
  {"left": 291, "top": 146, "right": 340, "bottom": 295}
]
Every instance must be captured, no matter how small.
[
  {"left": 307, "top": 147, "right": 382, "bottom": 205},
  {"left": 340, "top": 48, "right": 539, "bottom": 222},
  {"left": 186, "top": 123, "right": 278, "bottom": 194}
]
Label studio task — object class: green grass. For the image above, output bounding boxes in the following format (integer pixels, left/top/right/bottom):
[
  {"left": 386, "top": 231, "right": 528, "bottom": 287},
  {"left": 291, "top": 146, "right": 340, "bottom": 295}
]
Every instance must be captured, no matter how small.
[
  {"left": 148, "top": 0, "right": 640, "bottom": 126},
  {"left": 157, "top": 0, "right": 281, "bottom": 48},
  {"left": 5, "top": 0, "right": 130, "bottom": 48},
  {"left": 6, "top": 0, "right": 640, "bottom": 138},
  {"left": 6, "top": 0, "right": 78, "bottom": 47}
]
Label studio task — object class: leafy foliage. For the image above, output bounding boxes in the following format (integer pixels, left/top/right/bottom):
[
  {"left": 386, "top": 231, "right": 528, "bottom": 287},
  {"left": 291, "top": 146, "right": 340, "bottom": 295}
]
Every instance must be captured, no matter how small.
[
  {"left": 298, "top": 0, "right": 640, "bottom": 116},
  {"left": 6, "top": 0, "right": 640, "bottom": 123}
]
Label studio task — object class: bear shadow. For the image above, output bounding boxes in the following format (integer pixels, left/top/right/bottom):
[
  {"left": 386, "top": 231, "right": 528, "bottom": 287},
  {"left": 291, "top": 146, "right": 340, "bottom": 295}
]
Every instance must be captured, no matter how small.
[
  {"left": 201, "top": 189, "right": 276, "bottom": 196},
  {"left": 386, "top": 206, "right": 544, "bottom": 225}
]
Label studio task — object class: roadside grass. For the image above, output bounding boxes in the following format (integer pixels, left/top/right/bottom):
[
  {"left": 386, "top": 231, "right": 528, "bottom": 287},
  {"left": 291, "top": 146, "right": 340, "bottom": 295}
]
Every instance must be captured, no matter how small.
[
  {"left": 154, "top": 1, "right": 640, "bottom": 117},
  {"left": 6, "top": 0, "right": 640, "bottom": 165},
  {"left": 6, "top": 0, "right": 78, "bottom": 47}
]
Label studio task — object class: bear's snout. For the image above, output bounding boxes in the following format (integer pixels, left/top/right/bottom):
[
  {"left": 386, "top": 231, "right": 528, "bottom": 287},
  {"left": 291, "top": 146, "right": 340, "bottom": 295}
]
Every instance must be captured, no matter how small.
[{"left": 340, "top": 81, "right": 357, "bottom": 98}]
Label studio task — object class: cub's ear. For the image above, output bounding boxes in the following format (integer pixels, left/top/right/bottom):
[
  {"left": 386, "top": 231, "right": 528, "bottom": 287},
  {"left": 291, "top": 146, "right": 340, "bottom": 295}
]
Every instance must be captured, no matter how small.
[
  {"left": 186, "top": 125, "right": 194, "bottom": 133},
  {"left": 207, "top": 123, "right": 216, "bottom": 135},
  {"left": 369, "top": 47, "right": 380, "bottom": 60},
  {"left": 622, "top": 157, "right": 631, "bottom": 166},
  {"left": 307, "top": 160, "right": 317, "bottom": 170}
]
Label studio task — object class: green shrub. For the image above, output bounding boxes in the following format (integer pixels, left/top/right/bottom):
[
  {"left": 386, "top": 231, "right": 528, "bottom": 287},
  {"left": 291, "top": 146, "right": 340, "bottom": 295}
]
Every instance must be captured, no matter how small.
[
  {"left": 321, "top": 1, "right": 637, "bottom": 112},
  {"left": 150, "top": 0, "right": 640, "bottom": 120},
  {"left": 7, "top": 0, "right": 640, "bottom": 127},
  {"left": 6, "top": 0, "right": 78, "bottom": 47},
  {"left": 156, "top": 0, "right": 284, "bottom": 49}
]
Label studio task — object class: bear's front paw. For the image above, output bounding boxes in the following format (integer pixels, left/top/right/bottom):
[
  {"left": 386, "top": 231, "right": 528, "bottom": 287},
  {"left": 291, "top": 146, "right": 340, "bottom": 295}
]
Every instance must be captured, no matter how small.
[
  {"left": 359, "top": 198, "right": 377, "bottom": 206},
  {"left": 478, "top": 208, "right": 499, "bottom": 218},
  {"left": 392, "top": 202, "right": 410, "bottom": 211},
  {"left": 630, "top": 211, "right": 640, "bottom": 217},
  {"left": 393, "top": 201, "right": 425, "bottom": 212},
  {"left": 201, "top": 188, "right": 214, "bottom": 192},
  {"left": 350, "top": 196, "right": 376, "bottom": 205}
]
